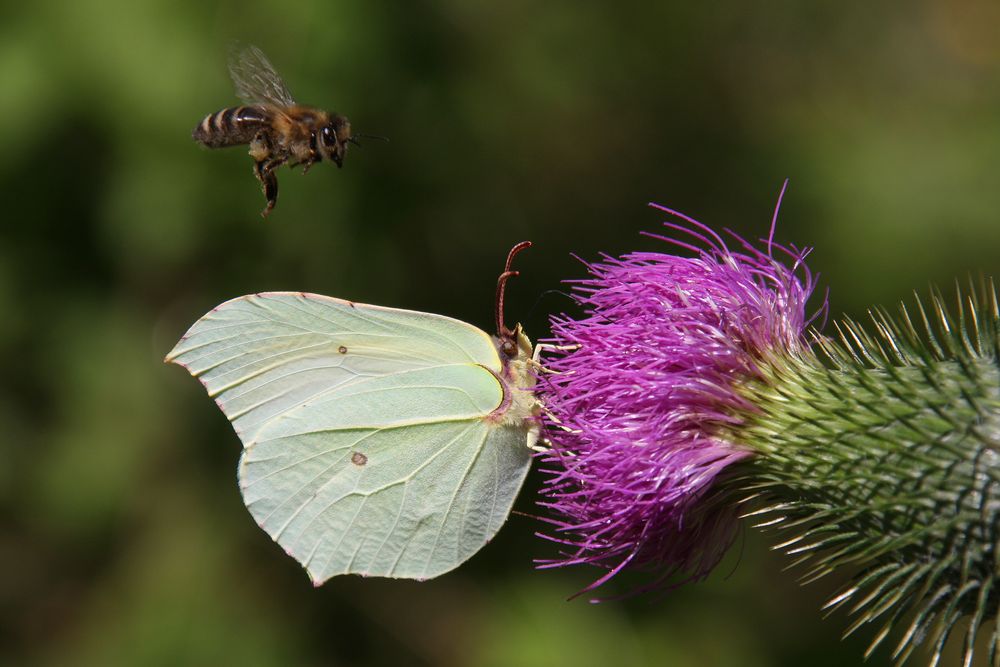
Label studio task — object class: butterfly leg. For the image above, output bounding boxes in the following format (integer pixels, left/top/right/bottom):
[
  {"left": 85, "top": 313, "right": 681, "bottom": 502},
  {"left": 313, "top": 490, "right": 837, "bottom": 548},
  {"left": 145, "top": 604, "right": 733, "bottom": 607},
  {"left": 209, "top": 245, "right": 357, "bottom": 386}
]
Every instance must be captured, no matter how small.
[
  {"left": 527, "top": 342, "right": 581, "bottom": 450},
  {"left": 528, "top": 407, "right": 579, "bottom": 457},
  {"left": 527, "top": 433, "right": 550, "bottom": 454},
  {"left": 530, "top": 343, "right": 580, "bottom": 373},
  {"left": 521, "top": 344, "right": 558, "bottom": 454}
]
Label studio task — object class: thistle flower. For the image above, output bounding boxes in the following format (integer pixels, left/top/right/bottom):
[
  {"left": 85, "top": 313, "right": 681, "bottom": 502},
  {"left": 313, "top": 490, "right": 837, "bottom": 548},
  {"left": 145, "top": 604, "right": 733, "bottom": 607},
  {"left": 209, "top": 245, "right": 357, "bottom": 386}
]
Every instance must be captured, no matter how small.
[{"left": 538, "top": 198, "right": 1000, "bottom": 665}]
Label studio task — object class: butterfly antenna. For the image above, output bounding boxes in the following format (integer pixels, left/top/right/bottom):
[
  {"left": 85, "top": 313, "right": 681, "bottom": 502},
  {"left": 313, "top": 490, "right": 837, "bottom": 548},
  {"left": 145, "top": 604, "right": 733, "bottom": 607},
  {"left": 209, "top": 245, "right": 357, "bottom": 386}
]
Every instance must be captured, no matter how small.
[{"left": 496, "top": 241, "right": 533, "bottom": 345}]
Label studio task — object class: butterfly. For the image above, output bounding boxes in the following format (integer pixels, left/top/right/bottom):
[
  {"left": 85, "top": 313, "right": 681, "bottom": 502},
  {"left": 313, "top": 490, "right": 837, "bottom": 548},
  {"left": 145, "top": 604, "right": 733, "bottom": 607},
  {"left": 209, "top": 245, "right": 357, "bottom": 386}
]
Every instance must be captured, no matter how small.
[{"left": 166, "top": 242, "right": 540, "bottom": 584}]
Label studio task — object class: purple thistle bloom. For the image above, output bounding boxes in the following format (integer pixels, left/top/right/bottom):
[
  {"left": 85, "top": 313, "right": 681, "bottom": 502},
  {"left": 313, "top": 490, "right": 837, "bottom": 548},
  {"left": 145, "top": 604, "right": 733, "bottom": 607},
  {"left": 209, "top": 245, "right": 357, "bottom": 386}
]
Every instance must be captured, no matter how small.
[{"left": 537, "top": 194, "right": 824, "bottom": 596}]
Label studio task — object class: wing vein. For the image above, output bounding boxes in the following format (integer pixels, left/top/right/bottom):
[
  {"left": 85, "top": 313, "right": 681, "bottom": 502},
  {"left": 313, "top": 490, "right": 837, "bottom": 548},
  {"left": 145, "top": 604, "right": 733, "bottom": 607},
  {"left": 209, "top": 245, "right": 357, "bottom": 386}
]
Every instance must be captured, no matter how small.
[{"left": 422, "top": 425, "right": 490, "bottom": 576}]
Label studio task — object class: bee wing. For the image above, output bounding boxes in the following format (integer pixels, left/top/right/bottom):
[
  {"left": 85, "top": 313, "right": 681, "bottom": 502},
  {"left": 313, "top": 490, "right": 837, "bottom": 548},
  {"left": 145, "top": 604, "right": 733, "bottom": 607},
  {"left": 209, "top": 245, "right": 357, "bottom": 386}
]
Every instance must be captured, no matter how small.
[{"left": 228, "top": 45, "right": 297, "bottom": 107}]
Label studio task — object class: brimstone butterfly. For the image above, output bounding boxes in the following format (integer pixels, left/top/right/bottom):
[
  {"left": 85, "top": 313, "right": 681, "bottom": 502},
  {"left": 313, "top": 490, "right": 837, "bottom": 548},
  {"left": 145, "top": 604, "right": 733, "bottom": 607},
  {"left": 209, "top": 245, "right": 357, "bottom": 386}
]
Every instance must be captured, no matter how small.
[{"left": 166, "top": 242, "right": 540, "bottom": 584}]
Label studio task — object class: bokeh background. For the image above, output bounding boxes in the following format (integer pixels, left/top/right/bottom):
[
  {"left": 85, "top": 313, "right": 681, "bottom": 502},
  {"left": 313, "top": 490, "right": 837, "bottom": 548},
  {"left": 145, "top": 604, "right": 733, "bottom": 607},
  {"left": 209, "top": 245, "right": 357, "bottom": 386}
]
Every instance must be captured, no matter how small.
[{"left": 3, "top": 1, "right": 1000, "bottom": 665}]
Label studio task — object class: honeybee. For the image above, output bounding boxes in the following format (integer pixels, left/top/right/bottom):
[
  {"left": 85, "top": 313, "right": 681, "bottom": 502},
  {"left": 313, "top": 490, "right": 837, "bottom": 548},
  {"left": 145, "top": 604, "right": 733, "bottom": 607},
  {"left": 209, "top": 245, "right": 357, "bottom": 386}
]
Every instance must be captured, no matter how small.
[{"left": 193, "top": 45, "right": 363, "bottom": 217}]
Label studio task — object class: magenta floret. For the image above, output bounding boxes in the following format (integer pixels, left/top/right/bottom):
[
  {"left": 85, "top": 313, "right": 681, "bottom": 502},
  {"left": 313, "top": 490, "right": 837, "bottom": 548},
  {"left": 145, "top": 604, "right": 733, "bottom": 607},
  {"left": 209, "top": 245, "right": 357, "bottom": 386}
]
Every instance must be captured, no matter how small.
[{"left": 537, "top": 201, "right": 822, "bottom": 596}]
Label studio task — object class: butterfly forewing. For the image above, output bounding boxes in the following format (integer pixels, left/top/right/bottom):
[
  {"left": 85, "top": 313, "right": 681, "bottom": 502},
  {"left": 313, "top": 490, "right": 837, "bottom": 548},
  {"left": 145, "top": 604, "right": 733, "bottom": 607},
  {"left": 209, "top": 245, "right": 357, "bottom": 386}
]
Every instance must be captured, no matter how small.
[{"left": 167, "top": 292, "right": 503, "bottom": 443}]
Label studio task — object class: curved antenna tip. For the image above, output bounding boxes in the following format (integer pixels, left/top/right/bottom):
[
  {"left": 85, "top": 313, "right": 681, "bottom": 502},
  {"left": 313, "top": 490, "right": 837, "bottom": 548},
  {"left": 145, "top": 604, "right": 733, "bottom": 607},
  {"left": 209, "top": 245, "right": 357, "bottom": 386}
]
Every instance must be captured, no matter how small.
[{"left": 495, "top": 241, "right": 533, "bottom": 346}]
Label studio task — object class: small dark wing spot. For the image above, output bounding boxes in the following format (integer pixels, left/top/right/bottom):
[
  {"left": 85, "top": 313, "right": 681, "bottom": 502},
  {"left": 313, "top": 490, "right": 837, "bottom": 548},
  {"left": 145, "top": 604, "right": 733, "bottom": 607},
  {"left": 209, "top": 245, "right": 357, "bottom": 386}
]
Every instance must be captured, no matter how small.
[
  {"left": 338, "top": 345, "right": 348, "bottom": 354},
  {"left": 351, "top": 451, "right": 368, "bottom": 466}
]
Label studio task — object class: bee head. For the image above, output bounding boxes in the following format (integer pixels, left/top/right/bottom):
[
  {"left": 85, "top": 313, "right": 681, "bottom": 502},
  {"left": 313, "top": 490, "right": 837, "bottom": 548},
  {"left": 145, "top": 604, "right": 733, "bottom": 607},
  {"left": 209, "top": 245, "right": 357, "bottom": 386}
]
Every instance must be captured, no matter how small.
[{"left": 318, "top": 116, "right": 351, "bottom": 168}]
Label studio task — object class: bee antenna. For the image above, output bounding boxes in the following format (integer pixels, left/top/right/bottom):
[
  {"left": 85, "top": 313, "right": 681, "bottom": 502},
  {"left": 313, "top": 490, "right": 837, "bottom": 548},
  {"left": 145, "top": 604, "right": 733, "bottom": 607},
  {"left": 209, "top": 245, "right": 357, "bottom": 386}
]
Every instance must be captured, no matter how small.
[
  {"left": 352, "top": 133, "right": 390, "bottom": 145},
  {"left": 495, "top": 241, "right": 532, "bottom": 344}
]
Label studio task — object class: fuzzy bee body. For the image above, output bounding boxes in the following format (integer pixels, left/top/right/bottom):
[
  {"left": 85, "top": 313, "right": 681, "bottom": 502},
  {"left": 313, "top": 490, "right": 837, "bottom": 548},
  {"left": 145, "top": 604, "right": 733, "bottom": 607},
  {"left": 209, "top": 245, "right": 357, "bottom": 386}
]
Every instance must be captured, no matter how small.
[{"left": 193, "top": 46, "right": 356, "bottom": 217}]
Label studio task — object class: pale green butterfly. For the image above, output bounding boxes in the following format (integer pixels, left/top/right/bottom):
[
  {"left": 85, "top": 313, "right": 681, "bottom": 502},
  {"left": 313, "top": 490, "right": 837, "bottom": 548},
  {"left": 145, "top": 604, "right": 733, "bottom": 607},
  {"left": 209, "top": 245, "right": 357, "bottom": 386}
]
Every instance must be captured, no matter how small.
[{"left": 165, "top": 242, "right": 540, "bottom": 584}]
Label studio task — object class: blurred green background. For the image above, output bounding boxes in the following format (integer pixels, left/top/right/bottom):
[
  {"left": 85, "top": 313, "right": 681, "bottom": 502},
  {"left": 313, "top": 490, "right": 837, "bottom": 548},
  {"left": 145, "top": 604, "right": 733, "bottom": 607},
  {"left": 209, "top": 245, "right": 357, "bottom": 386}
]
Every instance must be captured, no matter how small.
[{"left": 3, "top": 0, "right": 999, "bottom": 665}]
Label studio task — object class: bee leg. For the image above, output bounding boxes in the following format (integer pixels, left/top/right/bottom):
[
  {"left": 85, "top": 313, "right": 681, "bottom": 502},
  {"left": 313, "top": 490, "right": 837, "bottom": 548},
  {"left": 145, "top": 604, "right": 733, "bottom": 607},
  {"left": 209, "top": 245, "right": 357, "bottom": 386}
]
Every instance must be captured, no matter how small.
[
  {"left": 289, "top": 145, "right": 319, "bottom": 174},
  {"left": 253, "top": 160, "right": 279, "bottom": 217},
  {"left": 249, "top": 131, "right": 271, "bottom": 163},
  {"left": 286, "top": 156, "right": 312, "bottom": 173},
  {"left": 261, "top": 170, "right": 278, "bottom": 217},
  {"left": 248, "top": 130, "right": 279, "bottom": 216}
]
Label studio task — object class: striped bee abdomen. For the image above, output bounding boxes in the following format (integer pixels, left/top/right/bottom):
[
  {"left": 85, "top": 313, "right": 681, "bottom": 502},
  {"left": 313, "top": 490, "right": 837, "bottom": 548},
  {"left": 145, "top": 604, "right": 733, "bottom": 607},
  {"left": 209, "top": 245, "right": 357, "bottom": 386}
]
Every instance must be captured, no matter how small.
[{"left": 192, "top": 106, "right": 269, "bottom": 148}]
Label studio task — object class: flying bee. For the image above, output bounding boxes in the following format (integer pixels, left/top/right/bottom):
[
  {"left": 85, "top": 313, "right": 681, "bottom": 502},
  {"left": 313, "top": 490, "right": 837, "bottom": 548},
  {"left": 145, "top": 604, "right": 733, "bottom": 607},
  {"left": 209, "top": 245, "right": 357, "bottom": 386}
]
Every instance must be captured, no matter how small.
[{"left": 193, "top": 45, "right": 369, "bottom": 217}]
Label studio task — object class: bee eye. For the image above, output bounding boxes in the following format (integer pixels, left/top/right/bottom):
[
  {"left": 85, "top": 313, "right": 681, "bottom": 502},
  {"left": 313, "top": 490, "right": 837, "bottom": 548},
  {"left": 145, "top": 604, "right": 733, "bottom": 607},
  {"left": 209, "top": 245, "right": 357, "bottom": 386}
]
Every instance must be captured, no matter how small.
[{"left": 322, "top": 126, "right": 337, "bottom": 145}]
